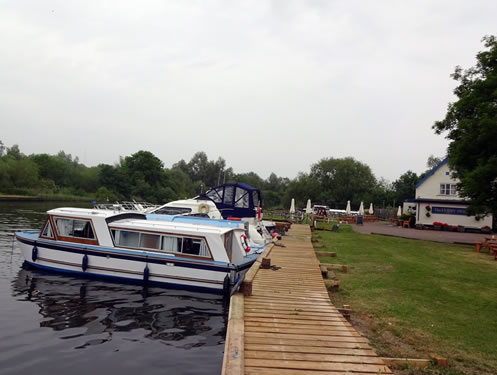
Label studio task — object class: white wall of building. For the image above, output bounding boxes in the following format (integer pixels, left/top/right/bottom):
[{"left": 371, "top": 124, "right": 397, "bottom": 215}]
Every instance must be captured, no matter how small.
[
  {"left": 415, "top": 159, "right": 493, "bottom": 229},
  {"left": 416, "top": 201, "right": 493, "bottom": 228}
]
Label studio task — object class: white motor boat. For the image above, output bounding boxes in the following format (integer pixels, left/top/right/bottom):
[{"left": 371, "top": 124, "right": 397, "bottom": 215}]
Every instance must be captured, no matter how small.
[
  {"left": 151, "top": 182, "right": 275, "bottom": 246},
  {"left": 15, "top": 207, "right": 258, "bottom": 294}
]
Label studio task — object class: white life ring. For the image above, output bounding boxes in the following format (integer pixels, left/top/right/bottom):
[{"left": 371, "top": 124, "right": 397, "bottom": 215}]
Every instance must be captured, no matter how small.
[
  {"left": 198, "top": 203, "right": 210, "bottom": 214},
  {"left": 240, "top": 234, "right": 251, "bottom": 253}
]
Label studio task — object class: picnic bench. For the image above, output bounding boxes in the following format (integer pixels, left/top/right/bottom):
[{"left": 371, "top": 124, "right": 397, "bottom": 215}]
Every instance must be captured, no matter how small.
[{"left": 475, "top": 237, "right": 497, "bottom": 260}]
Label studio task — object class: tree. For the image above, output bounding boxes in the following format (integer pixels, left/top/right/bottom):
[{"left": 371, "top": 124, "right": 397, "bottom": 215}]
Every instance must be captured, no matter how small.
[
  {"left": 310, "top": 157, "right": 377, "bottom": 207},
  {"left": 392, "top": 171, "right": 419, "bottom": 203},
  {"left": 433, "top": 35, "right": 497, "bottom": 215},
  {"left": 426, "top": 155, "right": 443, "bottom": 170}
]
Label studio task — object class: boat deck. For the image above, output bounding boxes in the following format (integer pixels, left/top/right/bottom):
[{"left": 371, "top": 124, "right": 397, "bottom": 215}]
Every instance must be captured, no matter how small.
[{"left": 222, "top": 224, "right": 391, "bottom": 374}]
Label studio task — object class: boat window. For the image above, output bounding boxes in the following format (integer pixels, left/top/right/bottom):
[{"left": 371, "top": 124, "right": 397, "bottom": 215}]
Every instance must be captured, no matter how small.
[
  {"left": 140, "top": 233, "right": 160, "bottom": 250},
  {"left": 252, "top": 191, "right": 260, "bottom": 208},
  {"left": 224, "top": 232, "right": 233, "bottom": 261},
  {"left": 41, "top": 219, "right": 54, "bottom": 238},
  {"left": 223, "top": 185, "right": 234, "bottom": 205},
  {"left": 112, "top": 229, "right": 209, "bottom": 257},
  {"left": 117, "top": 230, "right": 140, "bottom": 247},
  {"left": 235, "top": 187, "right": 250, "bottom": 208},
  {"left": 154, "top": 207, "right": 192, "bottom": 215},
  {"left": 162, "top": 235, "right": 182, "bottom": 253},
  {"left": 206, "top": 187, "right": 223, "bottom": 203},
  {"left": 55, "top": 218, "right": 95, "bottom": 239}
]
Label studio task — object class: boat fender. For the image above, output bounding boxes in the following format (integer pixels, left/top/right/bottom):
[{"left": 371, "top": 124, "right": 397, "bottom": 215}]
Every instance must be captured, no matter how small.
[
  {"left": 82, "top": 254, "right": 89, "bottom": 272},
  {"left": 198, "top": 203, "right": 210, "bottom": 214},
  {"left": 240, "top": 234, "right": 251, "bottom": 253},
  {"left": 143, "top": 265, "right": 150, "bottom": 283},
  {"left": 32, "top": 246, "right": 38, "bottom": 262},
  {"left": 223, "top": 274, "right": 230, "bottom": 297}
]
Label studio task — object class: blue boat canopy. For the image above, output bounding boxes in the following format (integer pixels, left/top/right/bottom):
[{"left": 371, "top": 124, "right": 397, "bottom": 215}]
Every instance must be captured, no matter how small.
[{"left": 198, "top": 182, "right": 261, "bottom": 219}]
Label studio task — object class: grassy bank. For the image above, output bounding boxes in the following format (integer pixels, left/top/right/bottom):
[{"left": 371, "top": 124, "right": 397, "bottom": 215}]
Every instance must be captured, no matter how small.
[{"left": 313, "top": 225, "right": 497, "bottom": 375}]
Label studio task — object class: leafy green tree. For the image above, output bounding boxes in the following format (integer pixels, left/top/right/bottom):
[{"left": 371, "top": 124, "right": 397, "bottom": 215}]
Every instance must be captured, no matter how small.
[
  {"left": 433, "top": 35, "right": 497, "bottom": 215},
  {"left": 392, "top": 171, "right": 418, "bottom": 203},
  {"left": 310, "top": 157, "right": 376, "bottom": 207},
  {"left": 362, "top": 177, "right": 396, "bottom": 209},
  {"left": 283, "top": 173, "right": 321, "bottom": 209}
]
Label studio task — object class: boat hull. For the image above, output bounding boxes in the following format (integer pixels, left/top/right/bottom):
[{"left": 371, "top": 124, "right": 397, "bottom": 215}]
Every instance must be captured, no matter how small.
[{"left": 16, "top": 231, "right": 257, "bottom": 294}]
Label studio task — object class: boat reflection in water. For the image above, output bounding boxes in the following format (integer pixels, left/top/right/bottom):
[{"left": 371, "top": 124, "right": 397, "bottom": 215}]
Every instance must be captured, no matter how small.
[{"left": 10, "top": 263, "right": 227, "bottom": 374}]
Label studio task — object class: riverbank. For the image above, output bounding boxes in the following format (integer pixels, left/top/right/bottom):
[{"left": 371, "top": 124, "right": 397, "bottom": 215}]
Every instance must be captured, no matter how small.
[
  {"left": 0, "top": 194, "right": 93, "bottom": 202},
  {"left": 0, "top": 194, "right": 42, "bottom": 201}
]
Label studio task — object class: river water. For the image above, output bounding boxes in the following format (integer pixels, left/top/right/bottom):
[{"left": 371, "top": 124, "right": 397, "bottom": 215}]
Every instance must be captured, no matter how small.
[{"left": 0, "top": 202, "right": 227, "bottom": 375}]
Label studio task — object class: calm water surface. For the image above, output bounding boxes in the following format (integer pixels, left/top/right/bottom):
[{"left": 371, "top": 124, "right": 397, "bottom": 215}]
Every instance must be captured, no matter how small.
[{"left": 0, "top": 202, "right": 227, "bottom": 375}]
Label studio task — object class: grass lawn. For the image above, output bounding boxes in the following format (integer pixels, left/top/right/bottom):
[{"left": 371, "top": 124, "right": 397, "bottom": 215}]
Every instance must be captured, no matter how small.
[{"left": 313, "top": 225, "right": 497, "bottom": 375}]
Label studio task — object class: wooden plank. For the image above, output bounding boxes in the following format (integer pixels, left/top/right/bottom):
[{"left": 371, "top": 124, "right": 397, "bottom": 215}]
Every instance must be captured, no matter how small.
[
  {"left": 244, "top": 325, "right": 360, "bottom": 336},
  {"left": 244, "top": 317, "right": 352, "bottom": 326},
  {"left": 221, "top": 293, "right": 244, "bottom": 375},
  {"left": 245, "top": 331, "right": 367, "bottom": 343},
  {"left": 244, "top": 312, "right": 349, "bottom": 322},
  {"left": 246, "top": 368, "right": 381, "bottom": 375},
  {"left": 245, "top": 344, "right": 375, "bottom": 356},
  {"left": 245, "top": 336, "right": 372, "bottom": 349},
  {"left": 245, "top": 350, "right": 386, "bottom": 364},
  {"left": 244, "top": 359, "right": 392, "bottom": 373}
]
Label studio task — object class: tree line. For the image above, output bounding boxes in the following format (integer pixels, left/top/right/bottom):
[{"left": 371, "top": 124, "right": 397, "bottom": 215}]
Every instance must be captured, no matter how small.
[{"left": 0, "top": 140, "right": 437, "bottom": 209}]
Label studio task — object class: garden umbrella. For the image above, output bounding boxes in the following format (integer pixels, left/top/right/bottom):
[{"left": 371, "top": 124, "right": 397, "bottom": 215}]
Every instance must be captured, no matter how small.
[
  {"left": 397, "top": 206, "right": 402, "bottom": 217},
  {"left": 290, "top": 198, "right": 295, "bottom": 214},
  {"left": 305, "top": 199, "right": 312, "bottom": 214},
  {"left": 369, "top": 203, "right": 374, "bottom": 215},
  {"left": 359, "top": 201, "right": 364, "bottom": 216},
  {"left": 346, "top": 200, "right": 351, "bottom": 215}
]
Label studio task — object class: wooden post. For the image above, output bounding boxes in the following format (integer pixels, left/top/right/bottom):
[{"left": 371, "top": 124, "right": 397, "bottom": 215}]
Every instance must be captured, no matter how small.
[{"left": 261, "top": 257, "right": 271, "bottom": 269}]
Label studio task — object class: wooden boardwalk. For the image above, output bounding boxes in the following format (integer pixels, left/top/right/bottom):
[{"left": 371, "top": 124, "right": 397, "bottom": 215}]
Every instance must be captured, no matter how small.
[{"left": 222, "top": 224, "right": 391, "bottom": 375}]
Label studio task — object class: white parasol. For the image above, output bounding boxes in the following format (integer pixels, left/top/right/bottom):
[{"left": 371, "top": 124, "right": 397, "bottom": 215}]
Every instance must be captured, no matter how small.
[
  {"left": 290, "top": 198, "right": 295, "bottom": 214},
  {"left": 359, "top": 201, "right": 364, "bottom": 216},
  {"left": 305, "top": 199, "right": 312, "bottom": 214}
]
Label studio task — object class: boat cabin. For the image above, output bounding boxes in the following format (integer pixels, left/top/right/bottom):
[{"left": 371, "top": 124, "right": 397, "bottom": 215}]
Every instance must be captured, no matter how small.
[{"left": 37, "top": 208, "right": 249, "bottom": 264}]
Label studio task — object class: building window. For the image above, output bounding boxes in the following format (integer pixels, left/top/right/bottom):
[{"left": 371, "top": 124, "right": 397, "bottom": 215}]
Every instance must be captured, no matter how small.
[{"left": 440, "top": 184, "right": 457, "bottom": 195}]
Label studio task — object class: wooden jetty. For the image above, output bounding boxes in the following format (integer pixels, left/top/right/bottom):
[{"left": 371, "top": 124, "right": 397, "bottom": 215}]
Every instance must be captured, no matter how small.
[{"left": 222, "top": 224, "right": 391, "bottom": 375}]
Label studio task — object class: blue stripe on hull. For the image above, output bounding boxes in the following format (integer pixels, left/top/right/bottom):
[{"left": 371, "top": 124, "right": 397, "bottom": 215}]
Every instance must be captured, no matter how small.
[{"left": 23, "top": 261, "right": 224, "bottom": 294}]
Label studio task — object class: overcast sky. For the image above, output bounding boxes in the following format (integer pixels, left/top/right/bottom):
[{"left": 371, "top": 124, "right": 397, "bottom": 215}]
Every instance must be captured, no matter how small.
[{"left": 1, "top": 1, "right": 496, "bottom": 182}]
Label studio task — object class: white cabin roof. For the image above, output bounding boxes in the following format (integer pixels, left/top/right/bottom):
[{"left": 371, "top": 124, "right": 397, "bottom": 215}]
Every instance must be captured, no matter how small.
[
  {"left": 111, "top": 218, "right": 234, "bottom": 235},
  {"left": 47, "top": 207, "right": 127, "bottom": 219}
]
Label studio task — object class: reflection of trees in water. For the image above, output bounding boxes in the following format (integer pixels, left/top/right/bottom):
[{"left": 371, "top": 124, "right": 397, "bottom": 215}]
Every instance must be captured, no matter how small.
[{"left": 12, "top": 266, "right": 228, "bottom": 348}]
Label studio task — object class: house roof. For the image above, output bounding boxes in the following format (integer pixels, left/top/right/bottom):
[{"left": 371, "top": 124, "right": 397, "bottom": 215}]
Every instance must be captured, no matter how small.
[{"left": 415, "top": 157, "right": 449, "bottom": 189}]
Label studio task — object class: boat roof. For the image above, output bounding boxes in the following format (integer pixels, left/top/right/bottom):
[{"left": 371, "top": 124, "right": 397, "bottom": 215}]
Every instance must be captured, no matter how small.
[
  {"left": 47, "top": 207, "right": 133, "bottom": 219},
  {"left": 111, "top": 218, "right": 236, "bottom": 235},
  {"left": 146, "top": 214, "right": 246, "bottom": 228}
]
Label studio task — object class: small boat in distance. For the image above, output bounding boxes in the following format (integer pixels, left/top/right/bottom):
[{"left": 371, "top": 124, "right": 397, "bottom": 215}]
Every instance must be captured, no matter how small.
[{"left": 15, "top": 207, "right": 259, "bottom": 294}]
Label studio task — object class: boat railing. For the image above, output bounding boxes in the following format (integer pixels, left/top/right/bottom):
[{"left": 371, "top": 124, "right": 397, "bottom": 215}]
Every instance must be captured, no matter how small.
[{"left": 94, "top": 201, "right": 160, "bottom": 213}]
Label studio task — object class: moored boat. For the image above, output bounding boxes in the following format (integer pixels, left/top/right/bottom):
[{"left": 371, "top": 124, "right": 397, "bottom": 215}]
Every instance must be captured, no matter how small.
[
  {"left": 15, "top": 207, "right": 258, "bottom": 294},
  {"left": 151, "top": 182, "right": 275, "bottom": 245}
]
